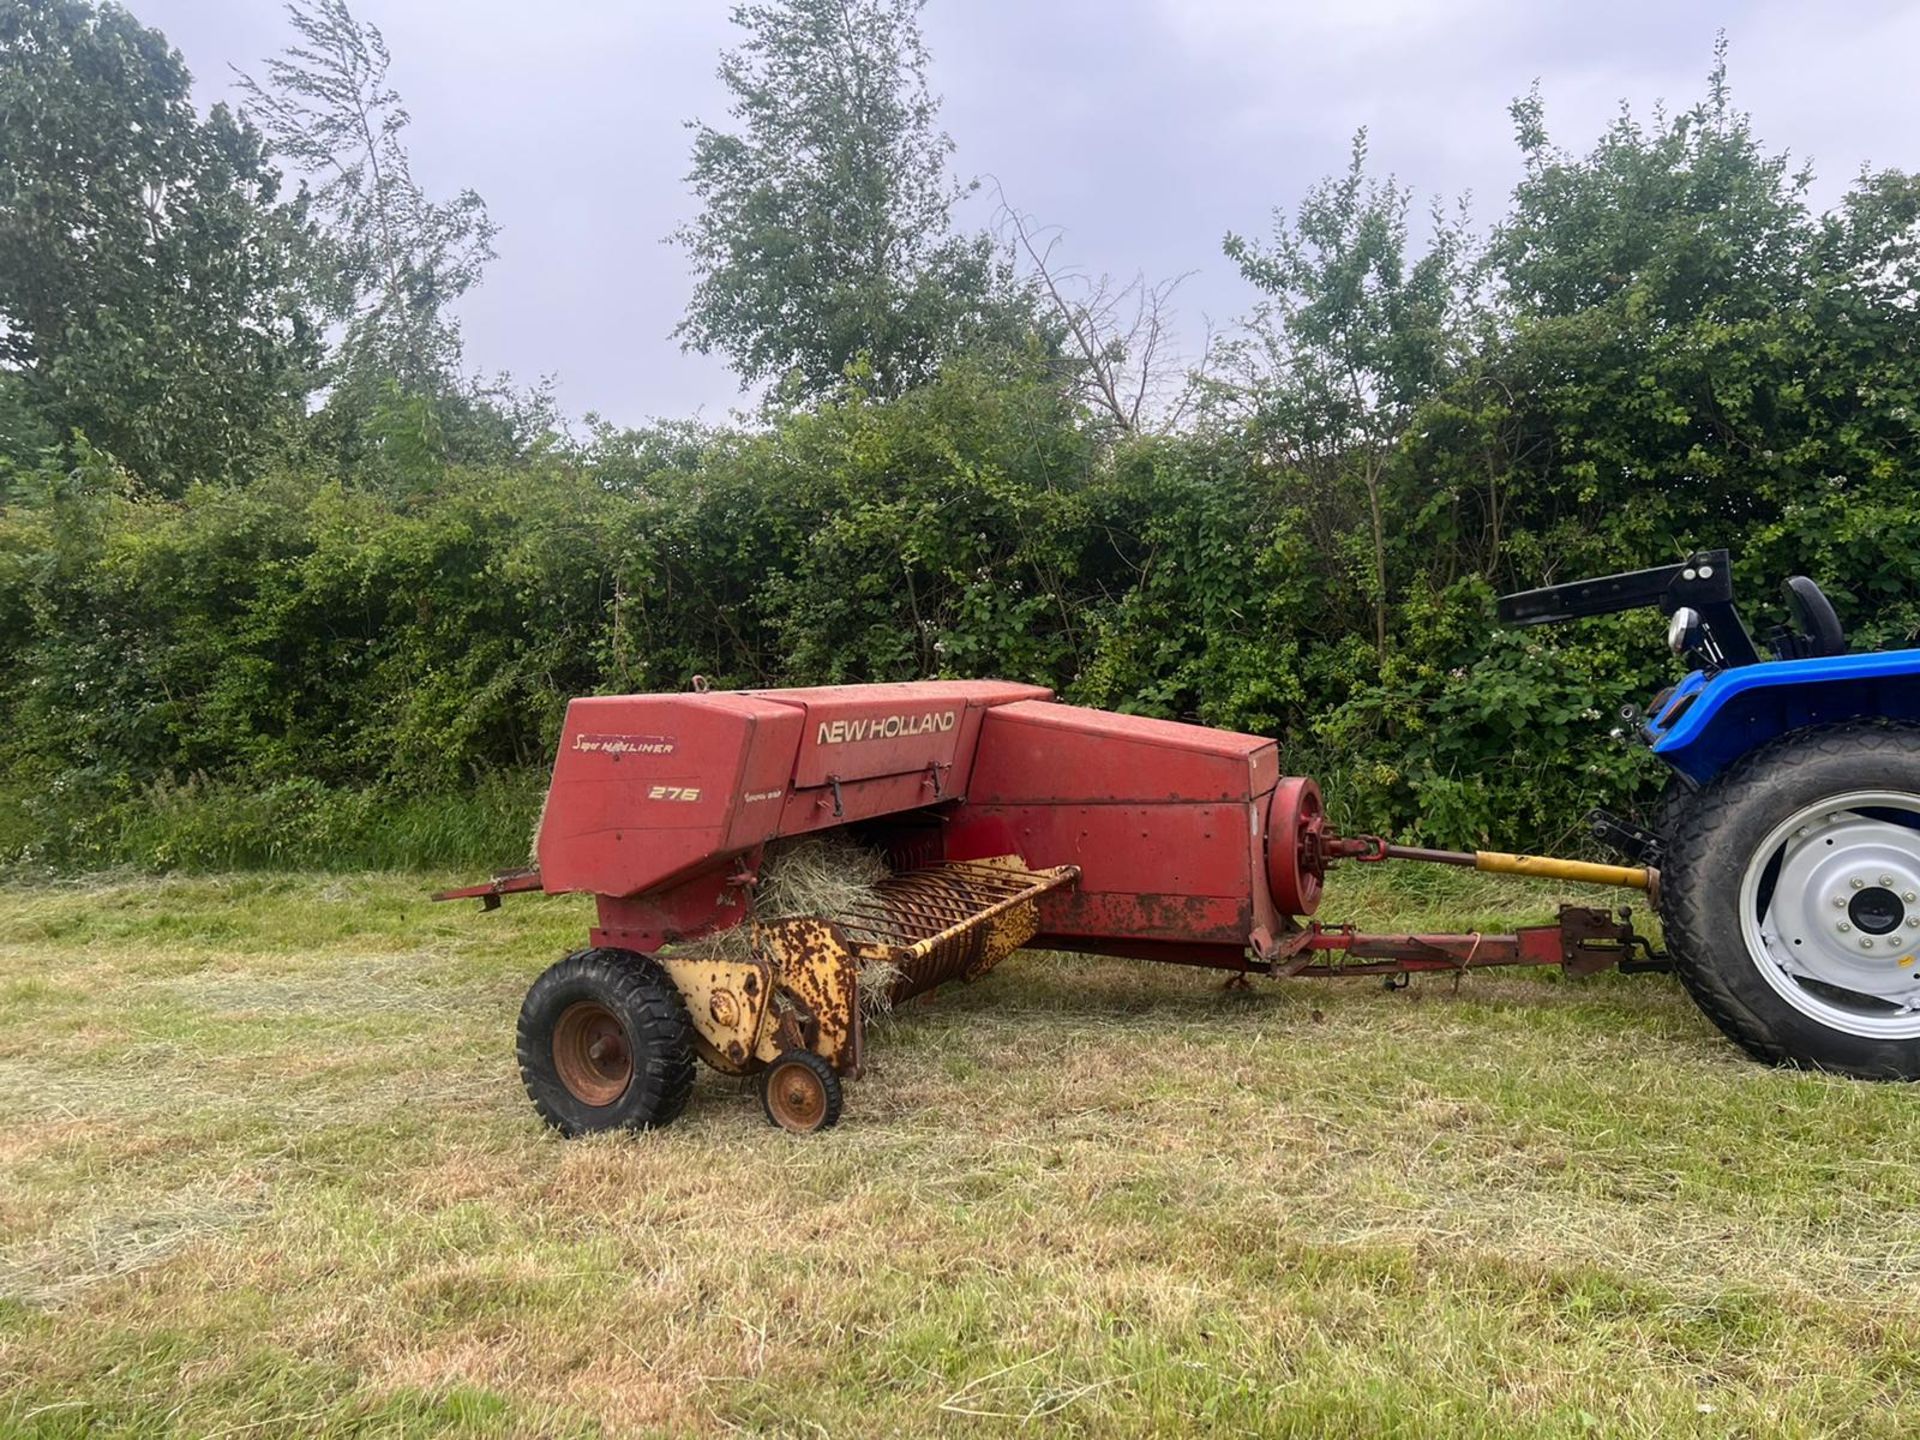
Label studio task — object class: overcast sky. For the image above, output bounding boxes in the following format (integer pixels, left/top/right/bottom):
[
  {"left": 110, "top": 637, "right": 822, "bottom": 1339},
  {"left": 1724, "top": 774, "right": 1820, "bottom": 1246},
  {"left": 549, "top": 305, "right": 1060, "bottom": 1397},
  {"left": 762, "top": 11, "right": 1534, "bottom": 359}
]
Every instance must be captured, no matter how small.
[{"left": 140, "top": 0, "right": 1920, "bottom": 430}]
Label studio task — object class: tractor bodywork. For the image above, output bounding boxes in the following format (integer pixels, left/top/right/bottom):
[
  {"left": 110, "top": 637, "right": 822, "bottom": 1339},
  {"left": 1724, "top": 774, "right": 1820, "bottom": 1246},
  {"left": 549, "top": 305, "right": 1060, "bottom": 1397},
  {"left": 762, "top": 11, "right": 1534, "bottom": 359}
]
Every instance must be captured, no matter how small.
[
  {"left": 1501, "top": 551, "right": 1920, "bottom": 1080},
  {"left": 1647, "top": 650, "right": 1920, "bottom": 786}
]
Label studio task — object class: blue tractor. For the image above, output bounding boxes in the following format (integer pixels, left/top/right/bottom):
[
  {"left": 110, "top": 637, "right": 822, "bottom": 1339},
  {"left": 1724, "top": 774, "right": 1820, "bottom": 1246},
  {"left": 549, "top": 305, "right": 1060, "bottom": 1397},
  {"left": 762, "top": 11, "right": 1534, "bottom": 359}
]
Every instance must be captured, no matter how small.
[{"left": 1499, "top": 550, "right": 1920, "bottom": 1079}]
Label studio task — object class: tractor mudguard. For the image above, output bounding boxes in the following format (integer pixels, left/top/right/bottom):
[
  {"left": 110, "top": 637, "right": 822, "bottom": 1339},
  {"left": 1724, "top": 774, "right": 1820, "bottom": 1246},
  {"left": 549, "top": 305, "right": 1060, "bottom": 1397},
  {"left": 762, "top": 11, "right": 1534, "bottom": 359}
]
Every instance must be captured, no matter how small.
[{"left": 1649, "top": 648, "right": 1920, "bottom": 785}]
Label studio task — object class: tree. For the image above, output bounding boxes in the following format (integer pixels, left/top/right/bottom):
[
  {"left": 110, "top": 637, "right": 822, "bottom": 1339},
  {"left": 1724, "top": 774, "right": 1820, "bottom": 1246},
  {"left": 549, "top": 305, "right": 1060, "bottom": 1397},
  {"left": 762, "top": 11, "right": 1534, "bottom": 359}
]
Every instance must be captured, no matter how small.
[
  {"left": 0, "top": 0, "right": 323, "bottom": 489},
  {"left": 999, "top": 200, "right": 1208, "bottom": 440},
  {"left": 674, "top": 0, "right": 1026, "bottom": 401},
  {"left": 239, "top": 0, "right": 498, "bottom": 421},
  {"left": 1459, "top": 41, "right": 1920, "bottom": 609},
  {"left": 1220, "top": 133, "right": 1471, "bottom": 657}
]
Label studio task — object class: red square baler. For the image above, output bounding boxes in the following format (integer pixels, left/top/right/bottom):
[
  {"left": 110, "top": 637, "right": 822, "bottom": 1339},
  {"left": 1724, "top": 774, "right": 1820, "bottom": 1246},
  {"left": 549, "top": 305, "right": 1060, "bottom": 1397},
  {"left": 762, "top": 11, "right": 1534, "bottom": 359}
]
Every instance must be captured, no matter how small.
[{"left": 440, "top": 679, "right": 1655, "bottom": 1133}]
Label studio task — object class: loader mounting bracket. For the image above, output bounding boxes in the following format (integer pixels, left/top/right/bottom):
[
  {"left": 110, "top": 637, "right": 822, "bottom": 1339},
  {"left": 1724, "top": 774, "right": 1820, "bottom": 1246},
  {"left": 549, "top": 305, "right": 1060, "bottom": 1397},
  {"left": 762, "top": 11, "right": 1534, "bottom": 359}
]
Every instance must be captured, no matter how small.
[{"left": 1586, "top": 807, "right": 1665, "bottom": 866}]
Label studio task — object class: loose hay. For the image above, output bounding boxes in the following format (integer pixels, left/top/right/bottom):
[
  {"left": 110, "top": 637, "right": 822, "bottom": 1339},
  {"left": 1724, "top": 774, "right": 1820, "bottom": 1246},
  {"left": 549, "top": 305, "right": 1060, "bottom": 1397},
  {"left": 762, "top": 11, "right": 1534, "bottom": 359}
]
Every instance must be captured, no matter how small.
[
  {"left": 750, "top": 833, "right": 891, "bottom": 922},
  {"left": 855, "top": 956, "right": 907, "bottom": 1014},
  {"left": 670, "top": 833, "right": 892, "bottom": 965}
]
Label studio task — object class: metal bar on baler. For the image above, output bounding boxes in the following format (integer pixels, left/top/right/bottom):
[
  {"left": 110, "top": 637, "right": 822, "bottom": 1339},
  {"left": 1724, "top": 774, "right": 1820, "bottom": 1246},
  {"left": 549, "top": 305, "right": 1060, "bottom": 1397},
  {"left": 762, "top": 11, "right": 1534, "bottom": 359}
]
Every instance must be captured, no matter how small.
[
  {"left": 845, "top": 860, "right": 1081, "bottom": 1007},
  {"left": 1290, "top": 904, "right": 1656, "bottom": 979},
  {"left": 893, "top": 864, "right": 1078, "bottom": 959}
]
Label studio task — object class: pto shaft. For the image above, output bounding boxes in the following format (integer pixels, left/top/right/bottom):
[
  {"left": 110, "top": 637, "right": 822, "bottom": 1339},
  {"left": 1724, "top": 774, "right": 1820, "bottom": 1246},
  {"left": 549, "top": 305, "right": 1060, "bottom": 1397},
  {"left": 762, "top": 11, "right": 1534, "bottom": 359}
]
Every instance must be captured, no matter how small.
[{"left": 1378, "top": 844, "right": 1651, "bottom": 891}]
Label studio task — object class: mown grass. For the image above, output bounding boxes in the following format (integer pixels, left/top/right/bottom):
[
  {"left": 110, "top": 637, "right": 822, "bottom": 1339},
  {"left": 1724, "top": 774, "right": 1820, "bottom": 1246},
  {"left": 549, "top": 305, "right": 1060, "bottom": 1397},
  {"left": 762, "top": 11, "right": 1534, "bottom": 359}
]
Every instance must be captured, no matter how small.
[{"left": 1, "top": 867, "right": 1917, "bottom": 1437}]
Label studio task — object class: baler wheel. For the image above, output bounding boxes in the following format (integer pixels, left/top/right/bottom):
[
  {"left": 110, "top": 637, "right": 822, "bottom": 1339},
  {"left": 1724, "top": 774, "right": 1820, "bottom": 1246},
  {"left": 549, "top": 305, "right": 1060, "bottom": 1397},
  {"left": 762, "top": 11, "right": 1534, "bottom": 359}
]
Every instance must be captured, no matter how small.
[
  {"left": 552, "top": 1000, "right": 632, "bottom": 1105},
  {"left": 516, "top": 948, "right": 696, "bottom": 1135},
  {"left": 759, "top": 1050, "right": 843, "bottom": 1135}
]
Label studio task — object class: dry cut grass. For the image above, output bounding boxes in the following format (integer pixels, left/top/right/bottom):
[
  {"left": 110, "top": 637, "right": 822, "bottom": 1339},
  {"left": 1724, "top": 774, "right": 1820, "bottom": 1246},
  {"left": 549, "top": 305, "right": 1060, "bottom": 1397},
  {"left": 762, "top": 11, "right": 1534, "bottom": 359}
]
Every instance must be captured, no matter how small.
[{"left": 2, "top": 868, "right": 1919, "bottom": 1437}]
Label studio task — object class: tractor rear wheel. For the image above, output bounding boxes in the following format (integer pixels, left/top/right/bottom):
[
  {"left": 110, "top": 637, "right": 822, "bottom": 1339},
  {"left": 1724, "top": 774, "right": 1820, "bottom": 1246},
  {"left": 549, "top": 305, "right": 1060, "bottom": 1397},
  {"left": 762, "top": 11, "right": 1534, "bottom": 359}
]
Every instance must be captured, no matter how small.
[
  {"left": 1651, "top": 774, "right": 1696, "bottom": 855},
  {"left": 517, "top": 948, "right": 696, "bottom": 1135},
  {"left": 1661, "top": 723, "right": 1920, "bottom": 1078}
]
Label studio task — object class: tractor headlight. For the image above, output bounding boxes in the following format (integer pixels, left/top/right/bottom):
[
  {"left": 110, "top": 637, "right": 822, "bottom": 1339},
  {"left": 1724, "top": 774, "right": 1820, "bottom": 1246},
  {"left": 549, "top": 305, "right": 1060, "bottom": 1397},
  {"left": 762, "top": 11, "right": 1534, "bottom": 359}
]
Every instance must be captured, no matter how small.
[{"left": 1667, "top": 607, "right": 1702, "bottom": 657}]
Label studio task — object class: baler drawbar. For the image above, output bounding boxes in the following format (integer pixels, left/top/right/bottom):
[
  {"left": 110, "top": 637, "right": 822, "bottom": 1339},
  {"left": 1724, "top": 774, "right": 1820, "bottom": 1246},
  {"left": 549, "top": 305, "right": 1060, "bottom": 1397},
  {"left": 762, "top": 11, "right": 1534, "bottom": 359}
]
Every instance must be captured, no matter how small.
[{"left": 437, "top": 678, "right": 1659, "bottom": 1135}]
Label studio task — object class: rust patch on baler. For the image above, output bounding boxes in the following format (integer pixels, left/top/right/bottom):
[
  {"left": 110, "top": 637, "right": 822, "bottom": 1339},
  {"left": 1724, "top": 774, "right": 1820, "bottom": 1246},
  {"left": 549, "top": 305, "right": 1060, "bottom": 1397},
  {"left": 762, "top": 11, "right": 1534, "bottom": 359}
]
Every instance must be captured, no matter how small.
[
  {"left": 655, "top": 955, "right": 775, "bottom": 1075},
  {"left": 747, "top": 858, "right": 1078, "bottom": 1076},
  {"left": 753, "top": 916, "right": 863, "bottom": 1072},
  {"left": 840, "top": 858, "right": 1074, "bottom": 998}
]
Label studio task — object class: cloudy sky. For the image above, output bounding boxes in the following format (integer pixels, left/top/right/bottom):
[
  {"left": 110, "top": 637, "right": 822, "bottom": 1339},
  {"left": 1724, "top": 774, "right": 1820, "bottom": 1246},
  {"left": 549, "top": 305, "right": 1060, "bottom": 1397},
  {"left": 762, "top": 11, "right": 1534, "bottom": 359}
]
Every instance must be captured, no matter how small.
[{"left": 142, "top": 0, "right": 1920, "bottom": 429}]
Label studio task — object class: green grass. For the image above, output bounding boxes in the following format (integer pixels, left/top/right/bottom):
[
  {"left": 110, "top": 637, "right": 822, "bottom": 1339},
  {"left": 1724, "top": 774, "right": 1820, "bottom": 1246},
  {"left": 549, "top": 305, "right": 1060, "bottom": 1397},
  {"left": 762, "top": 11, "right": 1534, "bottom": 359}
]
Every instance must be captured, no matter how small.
[
  {"left": 0, "top": 774, "right": 545, "bottom": 875},
  {"left": 2, "top": 867, "right": 1918, "bottom": 1437}
]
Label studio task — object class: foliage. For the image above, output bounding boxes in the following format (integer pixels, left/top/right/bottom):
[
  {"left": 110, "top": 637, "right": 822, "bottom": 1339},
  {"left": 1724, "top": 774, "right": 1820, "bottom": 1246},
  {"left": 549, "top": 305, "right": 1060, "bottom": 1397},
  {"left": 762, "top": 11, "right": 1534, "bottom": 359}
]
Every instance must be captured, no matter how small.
[
  {"left": 1, "top": 19, "right": 1917, "bottom": 871},
  {"left": 238, "top": 0, "right": 503, "bottom": 464},
  {"left": 674, "top": 0, "right": 1033, "bottom": 400},
  {"left": 0, "top": 0, "right": 323, "bottom": 490},
  {"left": 1219, "top": 133, "right": 1475, "bottom": 658}
]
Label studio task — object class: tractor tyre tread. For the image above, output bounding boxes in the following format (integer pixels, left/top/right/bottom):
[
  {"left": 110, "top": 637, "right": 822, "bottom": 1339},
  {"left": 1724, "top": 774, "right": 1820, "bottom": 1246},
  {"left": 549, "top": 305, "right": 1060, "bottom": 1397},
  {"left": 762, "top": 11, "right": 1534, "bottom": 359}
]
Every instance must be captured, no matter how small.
[
  {"left": 516, "top": 947, "right": 697, "bottom": 1136},
  {"left": 1661, "top": 720, "right": 1920, "bottom": 1079}
]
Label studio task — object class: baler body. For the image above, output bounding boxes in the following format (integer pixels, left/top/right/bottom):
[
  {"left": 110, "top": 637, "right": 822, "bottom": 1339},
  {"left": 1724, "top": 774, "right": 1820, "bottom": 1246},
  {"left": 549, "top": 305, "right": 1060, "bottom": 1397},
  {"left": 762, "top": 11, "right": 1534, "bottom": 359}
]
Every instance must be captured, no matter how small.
[
  {"left": 450, "top": 676, "right": 1653, "bottom": 1134},
  {"left": 533, "top": 680, "right": 1319, "bottom": 965}
]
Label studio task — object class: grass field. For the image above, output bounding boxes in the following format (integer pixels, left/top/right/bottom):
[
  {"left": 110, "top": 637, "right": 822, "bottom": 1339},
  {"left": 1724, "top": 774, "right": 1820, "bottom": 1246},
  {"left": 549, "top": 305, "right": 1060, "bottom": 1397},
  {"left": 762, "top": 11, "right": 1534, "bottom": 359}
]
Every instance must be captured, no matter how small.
[{"left": 2, "top": 869, "right": 1918, "bottom": 1438}]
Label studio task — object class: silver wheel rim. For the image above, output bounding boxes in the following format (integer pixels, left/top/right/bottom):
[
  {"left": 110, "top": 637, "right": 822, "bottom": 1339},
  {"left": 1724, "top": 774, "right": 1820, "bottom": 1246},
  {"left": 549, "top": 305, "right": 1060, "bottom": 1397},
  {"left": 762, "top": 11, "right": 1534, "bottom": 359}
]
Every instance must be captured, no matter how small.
[{"left": 1738, "top": 789, "right": 1920, "bottom": 1040}]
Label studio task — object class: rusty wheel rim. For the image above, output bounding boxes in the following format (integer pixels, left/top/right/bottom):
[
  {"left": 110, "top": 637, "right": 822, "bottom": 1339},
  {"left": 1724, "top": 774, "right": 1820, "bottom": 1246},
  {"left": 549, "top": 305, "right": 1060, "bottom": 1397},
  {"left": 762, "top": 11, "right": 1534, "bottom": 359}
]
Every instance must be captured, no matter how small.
[
  {"left": 552, "top": 1001, "right": 633, "bottom": 1106},
  {"left": 765, "top": 1060, "right": 829, "bottom": 1132}
]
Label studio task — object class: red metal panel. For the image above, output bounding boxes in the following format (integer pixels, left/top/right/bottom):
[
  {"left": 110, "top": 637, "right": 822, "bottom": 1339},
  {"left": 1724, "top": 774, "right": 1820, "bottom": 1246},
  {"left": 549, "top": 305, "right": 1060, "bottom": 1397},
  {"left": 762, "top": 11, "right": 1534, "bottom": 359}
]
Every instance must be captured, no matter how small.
[
  {"left": 941, "top": 698, "right": 1301, "bottom": 952},
  {"left": 1042, "top": 890, "right": 1254, "bottom": 947},
  {"left": 773, "top": 769, "right": 948, "bottom": 837},
  {"left": 538, "top": 693, "right": 802, "bottom": 898},
  {"left": 966, "top": 701, "right": 1277, "bottom": 804},
  {"left": 955, "top": 803, "right": 1255, "bottom": 896},
  {"left": 591, "top": 865, "right": 752, "bottom": 952},
  {"left": 538, "top": 681, "right": 1051, "bottom": 902},
  {"left": 948, "top": 802, "right": 1262, "bottom": 944},
  {"left": 752, "top": 680, "right": 1050, "bottom": 788},
  {"left": 722, "top": 705, "right": 809, "bottom": 852}
]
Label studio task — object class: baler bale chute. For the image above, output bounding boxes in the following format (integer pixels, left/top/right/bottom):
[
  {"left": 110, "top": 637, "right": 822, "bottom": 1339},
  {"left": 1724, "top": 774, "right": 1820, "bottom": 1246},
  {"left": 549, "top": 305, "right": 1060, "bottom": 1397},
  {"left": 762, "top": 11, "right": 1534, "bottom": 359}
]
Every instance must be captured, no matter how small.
[{"left": 438, "top": 678, "right": 1660, "bottom": 1134}]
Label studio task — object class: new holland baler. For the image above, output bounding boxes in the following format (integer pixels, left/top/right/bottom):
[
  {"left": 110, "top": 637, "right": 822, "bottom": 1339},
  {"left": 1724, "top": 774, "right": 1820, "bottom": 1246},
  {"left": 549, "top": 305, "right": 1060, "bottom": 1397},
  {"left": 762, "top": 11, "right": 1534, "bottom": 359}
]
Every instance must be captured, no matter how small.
[
  {"left": 440, "top": 680, "right": 1655, "bottom": 1134},
  {"left": 440, "top": 550, "right": 1920, "bottom": 1134}
]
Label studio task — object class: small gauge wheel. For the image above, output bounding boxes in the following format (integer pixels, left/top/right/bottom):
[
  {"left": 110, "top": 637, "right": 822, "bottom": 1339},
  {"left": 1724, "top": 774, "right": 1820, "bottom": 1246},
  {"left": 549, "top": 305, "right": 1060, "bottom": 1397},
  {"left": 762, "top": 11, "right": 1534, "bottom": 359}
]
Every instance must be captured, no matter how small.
[{"left": 758, "top": 1049, "right": 843, "bottom": 1134}]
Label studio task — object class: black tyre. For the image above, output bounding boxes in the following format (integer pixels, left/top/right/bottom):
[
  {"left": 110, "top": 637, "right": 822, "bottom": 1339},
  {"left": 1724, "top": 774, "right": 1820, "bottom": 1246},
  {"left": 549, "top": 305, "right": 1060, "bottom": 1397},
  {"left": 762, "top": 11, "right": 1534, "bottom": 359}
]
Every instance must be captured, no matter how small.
[
  {"left": 758, "top": 1049, "right": 843, "bottom": 1134},
  {"left": 1661, "top": 723, "right": 1920, "bottom": 1079},
  {"left": 1650, "top": 774, "right": 1697, "bottom": 855},
  {"left": 516, "top": 948, "right": 696, "bottom": 1135}
]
